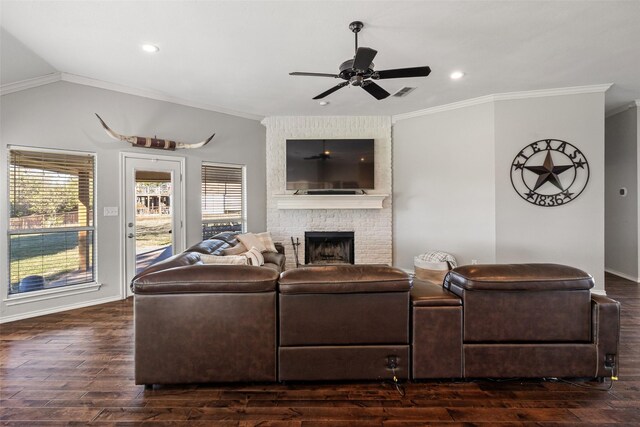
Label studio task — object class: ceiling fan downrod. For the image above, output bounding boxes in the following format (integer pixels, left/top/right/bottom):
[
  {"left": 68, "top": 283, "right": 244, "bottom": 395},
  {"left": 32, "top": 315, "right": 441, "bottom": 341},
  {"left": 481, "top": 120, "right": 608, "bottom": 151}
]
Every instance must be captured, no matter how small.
[{"left": 349, "top": 21, "right": 364, "bottom": 55}]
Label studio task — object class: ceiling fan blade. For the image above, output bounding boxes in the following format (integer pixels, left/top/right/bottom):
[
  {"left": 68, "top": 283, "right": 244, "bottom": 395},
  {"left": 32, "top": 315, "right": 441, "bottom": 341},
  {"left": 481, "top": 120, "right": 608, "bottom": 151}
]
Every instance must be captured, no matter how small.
[
  {"left": 290, "top": 72, "right": 340, "bottom": 78},
  {"left": 376, "top": 66, "right": 432, "bottom": 79},
  {"left": 312, "top": 81, "right": 349, "bottom": 99},
  {"left": 353, "top": 47, "right": 377, "bottom": 71},
  {"left": 362, "top": 81, "right": 390, "bottom": 100}
]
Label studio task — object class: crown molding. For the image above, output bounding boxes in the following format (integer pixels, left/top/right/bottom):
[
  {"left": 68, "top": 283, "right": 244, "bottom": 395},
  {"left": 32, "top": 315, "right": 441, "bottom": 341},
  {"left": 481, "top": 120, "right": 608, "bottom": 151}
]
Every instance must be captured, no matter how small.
[
  {"left": 492, "top": 83, "right": 612, "bottom": 101},
  {"left": 392, "top": 84, "right": 613, "bottom": 123},
  {"left": 391, "top": 94, "right": 495, "bottom": 123},
  {"left": 605, "top": 101, "right": 638, "bottom": 118},
  {"left": 0, "top": 72, "right": 62, "bottom": 96},
  {"left": 59, "top": 73, "right": 263, "bottom": 121},
  {"left": 1, "top": 71, "right": 263, "bottom": 121}
]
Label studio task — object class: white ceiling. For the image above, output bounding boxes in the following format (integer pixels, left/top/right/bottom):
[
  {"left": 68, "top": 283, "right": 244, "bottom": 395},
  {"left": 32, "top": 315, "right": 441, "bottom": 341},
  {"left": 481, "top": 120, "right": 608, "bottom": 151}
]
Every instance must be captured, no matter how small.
[{"left": 1, "top": 1, "right": 639, "bottom": 118}]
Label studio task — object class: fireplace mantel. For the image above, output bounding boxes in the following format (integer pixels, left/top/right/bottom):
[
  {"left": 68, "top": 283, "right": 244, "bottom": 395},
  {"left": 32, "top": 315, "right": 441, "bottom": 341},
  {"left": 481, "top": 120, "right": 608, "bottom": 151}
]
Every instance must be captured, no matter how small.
[{"left": 273, "top": 194, "right": 388, "bottom": 210}]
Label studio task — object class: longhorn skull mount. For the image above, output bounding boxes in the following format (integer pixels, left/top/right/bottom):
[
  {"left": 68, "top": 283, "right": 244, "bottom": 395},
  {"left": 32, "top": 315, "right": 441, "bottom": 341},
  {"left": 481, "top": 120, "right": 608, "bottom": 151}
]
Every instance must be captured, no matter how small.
[{"left": 95, "top": 114, "right": 214, "bottom": 150}]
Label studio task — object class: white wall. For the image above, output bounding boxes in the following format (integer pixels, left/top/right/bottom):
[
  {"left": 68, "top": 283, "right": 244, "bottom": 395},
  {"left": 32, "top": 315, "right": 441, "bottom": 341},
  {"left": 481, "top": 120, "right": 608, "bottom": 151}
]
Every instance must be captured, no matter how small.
[
  {"left": 605, "top": 107, "right": 639, "bottom": 281},
  {"left": 0, "top": 28, "right": 57, "bottom": 85},
  {"left": 494, "top": 92, "right": 606, "bottom": 291},
  {"left": 0, "top": 81, "right": 266, "bottom": 322},
  {"left": 393, "top": 103, "right": 496, "bottom": 269},
  {"left": 393, "top": 91, "right": 606, "bottom": 292}
]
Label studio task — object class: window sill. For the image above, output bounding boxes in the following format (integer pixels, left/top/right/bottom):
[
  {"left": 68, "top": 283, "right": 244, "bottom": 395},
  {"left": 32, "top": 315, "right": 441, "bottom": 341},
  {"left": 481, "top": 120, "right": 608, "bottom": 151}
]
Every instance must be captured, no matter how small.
[{"left": 3, "top": 282, "right": 102, "bottom": 306}]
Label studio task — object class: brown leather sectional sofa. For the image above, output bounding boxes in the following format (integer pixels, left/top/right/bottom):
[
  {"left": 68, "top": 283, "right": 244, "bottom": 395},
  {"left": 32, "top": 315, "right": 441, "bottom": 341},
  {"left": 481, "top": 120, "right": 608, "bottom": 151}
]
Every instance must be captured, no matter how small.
[
  {"left": 131, "top": 238, "right": 620, "bottom": 387},
  {"left": 278, "top": 265, "right": 411, "bottom": 381},
  {"left": 412, "top": 264, "right": 620, "bottom": 380}
]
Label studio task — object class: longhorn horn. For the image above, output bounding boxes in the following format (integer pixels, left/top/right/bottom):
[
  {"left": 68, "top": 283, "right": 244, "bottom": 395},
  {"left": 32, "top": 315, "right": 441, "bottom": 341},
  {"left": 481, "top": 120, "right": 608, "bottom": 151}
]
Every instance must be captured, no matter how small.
[
  {"left": 176, "top": 133, "right": 215, "bottom": 149},
  {"left": 95, "top": 113, "right": 137, "bottom": 144},
  {"left": 95, "top": 113, "right": 214, "bottom": 150}
]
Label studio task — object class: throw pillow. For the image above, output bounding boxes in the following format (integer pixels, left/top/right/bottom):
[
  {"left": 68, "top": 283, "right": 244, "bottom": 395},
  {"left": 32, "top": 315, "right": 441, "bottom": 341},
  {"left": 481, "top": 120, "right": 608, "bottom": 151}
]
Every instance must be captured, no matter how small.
[
  {"left": 256, "top": 231, "right": 278, "bottom": 253},
  {"left": 199, "top": 254, "right": 248, "bottom": 265},
  {"left": 222, "top": 243, "right": 247, "bottom": 256},
  {"left": 244, "top": 247, "right": 265, "bottom": 266},
  {"left": 237, "top": 233, "right": 267, "bottom": 253}
]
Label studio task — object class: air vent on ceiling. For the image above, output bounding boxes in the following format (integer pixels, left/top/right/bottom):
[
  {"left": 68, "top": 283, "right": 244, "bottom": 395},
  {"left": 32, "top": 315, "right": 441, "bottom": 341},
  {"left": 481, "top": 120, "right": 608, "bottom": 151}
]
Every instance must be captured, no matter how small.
[{"left": 392, "top": 87, "right": 416, "bottom": 97}]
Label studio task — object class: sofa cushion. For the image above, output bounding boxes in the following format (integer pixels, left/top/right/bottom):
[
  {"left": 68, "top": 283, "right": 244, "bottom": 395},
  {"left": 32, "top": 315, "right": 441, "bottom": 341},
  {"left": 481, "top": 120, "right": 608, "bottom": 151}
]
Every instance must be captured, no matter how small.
[
  {"left": 445, "top": 263, "right": 594, "bottom": 292},
  {"left": 187, "top": 239, "right": 230, "bottom": 255},
  {"left": 279, "top": 265, "right": 410, "bottom": 294},
  {"left": 133, "top": 264, "right": 279, "bottom": 294},
  {"left": 444, "top": 264, "right": 593, "bottom": 343},
  {"left": 256, "top": 231, "right": 278, "bottom": 253},
  {"left": 237, "top": 233, "right": 267, "bottom": 253}
]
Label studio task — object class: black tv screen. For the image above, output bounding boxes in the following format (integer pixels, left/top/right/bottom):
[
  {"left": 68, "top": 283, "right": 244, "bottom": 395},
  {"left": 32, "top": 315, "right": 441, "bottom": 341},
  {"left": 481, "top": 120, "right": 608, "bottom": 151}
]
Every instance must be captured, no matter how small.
[{"left": 286, "top": 139, "right": 375, "bottom": 190}]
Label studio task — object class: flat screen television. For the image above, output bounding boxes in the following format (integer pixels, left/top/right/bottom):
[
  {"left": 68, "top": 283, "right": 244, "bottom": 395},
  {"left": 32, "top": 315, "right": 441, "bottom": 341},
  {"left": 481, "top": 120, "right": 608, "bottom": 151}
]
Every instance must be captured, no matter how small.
[{"left": 286, "top": 139, "right": 375, "bottom": 190}]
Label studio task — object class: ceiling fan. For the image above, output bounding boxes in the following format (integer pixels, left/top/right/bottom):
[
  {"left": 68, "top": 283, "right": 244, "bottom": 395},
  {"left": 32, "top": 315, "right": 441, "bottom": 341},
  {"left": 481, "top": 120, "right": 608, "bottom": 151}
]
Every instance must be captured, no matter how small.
[{"left": 290, "top": 21, "right": 431, "bottom": 100}]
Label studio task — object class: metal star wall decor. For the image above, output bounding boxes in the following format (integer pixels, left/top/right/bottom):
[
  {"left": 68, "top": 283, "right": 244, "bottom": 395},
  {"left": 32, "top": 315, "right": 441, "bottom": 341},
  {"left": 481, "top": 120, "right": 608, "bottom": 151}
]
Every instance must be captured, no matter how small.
[{"left": 510, "top": 139, "right": 590, "bottom": 207}]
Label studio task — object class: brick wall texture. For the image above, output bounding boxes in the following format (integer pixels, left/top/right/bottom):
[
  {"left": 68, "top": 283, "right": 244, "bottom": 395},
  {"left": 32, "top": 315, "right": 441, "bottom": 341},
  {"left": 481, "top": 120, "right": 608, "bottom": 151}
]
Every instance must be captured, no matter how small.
[{"left": 262, "top": 116, "right": 392, "bottom": 269}]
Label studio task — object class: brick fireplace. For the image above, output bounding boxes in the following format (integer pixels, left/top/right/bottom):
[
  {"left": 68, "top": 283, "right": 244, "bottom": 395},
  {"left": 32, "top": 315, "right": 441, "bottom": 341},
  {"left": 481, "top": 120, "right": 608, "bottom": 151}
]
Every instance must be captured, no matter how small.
[
  {"left": 305, "top": 231, "right": 355, "bottom": 265},
  {"left": 263, "top": 116, "right": 393, "bottom": 269}
]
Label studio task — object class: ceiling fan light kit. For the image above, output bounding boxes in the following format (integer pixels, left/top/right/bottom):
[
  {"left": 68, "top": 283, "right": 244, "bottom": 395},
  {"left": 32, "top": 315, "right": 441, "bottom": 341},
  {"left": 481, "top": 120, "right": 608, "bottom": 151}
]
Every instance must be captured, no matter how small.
[{"left": 290, "top": 21, "right": 431, "bottom": 101}]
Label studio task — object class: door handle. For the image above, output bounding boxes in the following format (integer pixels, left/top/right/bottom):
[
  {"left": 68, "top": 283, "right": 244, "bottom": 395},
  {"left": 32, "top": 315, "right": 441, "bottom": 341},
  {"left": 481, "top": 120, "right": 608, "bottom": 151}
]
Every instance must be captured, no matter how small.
[{"left": 127, "top": 233, "right": 134, "bottom": 238}]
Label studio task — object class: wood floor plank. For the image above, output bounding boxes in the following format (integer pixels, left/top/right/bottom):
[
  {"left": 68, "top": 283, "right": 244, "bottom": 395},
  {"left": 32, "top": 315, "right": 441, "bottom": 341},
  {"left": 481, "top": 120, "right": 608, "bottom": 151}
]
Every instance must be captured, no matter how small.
[
  {"left": 0, "top": 407, "right": 101, "bottom": 422},
  {"left": 0, "top": 275, "right": 638, "bottom": 424}
]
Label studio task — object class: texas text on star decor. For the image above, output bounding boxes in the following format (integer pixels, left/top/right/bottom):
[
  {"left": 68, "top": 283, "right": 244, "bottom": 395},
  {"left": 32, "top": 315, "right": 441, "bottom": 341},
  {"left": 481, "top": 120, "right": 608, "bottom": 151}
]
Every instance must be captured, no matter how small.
[{"left": 510, "top": 139, "right": 590, "bottom": 207}]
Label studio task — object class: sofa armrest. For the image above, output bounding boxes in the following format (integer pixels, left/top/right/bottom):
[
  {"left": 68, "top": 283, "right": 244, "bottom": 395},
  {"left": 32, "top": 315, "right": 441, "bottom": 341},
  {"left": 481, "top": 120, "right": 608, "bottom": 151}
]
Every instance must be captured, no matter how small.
[
  {"left": 263, "top": 251, "right": 286, "bottom": 271},
  {"left": 131, "top": 251, "right": 202, "bottom": 285},
  {"left": 275, "top": 242, "right": 285, "bottom": 255},
  {"left": 591, "top": 294, "right": 620, "bottom": 377}
]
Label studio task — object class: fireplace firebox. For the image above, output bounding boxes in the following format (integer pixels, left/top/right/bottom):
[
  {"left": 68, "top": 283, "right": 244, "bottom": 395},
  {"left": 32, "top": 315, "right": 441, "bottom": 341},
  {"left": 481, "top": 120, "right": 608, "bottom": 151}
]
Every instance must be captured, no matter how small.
[{"left": 305, "top": 232, "right": 354, "bottom": 265}]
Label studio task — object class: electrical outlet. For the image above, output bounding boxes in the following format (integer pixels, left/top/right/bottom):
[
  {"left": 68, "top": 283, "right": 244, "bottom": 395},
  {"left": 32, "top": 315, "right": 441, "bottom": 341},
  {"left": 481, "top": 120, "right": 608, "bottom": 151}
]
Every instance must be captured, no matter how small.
[
  {"left": 471, "top": 259, "right": 478, "bottom": 265},
  {"left": 605, "top": 354, "right": 616, "bottom": 368},
  {"left": 386, "top": 355, "right": 398, "bottom": 369}
]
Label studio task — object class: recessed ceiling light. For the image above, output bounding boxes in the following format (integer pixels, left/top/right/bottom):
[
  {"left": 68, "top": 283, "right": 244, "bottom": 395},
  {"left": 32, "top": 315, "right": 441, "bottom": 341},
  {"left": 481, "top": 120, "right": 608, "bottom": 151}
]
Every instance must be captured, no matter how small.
[
  {"left": 141, "top": 44, "right": 159, "bottom": 53},
  {"left": 318, "top": 101, "right": 329, "bottom": 106},
  {"left": 450, "top": 71, "right": 465, "bottom": 80}
]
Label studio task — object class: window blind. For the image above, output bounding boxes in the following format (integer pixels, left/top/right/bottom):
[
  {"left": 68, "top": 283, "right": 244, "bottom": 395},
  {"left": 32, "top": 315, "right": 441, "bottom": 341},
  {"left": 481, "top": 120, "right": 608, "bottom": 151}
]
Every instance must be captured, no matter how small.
[
  {"left": 8, "top": 148, "right": 96, "bottom": 295},
  {"left": 201, "top": 163, "right": 245, "bottom": 239}
]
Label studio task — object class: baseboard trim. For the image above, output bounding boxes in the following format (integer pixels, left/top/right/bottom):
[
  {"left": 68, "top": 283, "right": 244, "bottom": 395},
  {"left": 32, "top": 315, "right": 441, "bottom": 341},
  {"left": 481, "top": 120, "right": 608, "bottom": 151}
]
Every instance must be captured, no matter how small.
[
  {"left": 605, "top": 268, "right": 640, "bottom": 283},
  {"left": 0, "top": 295, "right": 124, "bottom": 324}
]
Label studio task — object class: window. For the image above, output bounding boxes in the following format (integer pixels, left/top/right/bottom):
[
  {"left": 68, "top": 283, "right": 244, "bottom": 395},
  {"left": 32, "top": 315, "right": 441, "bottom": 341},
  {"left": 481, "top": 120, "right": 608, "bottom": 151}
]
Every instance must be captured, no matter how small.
[
  {"left": 201, "top": 162, "right": 246, "bottom": 239},
  {"left": 8, "top": 148, "right": 96, "bottom": 295}
]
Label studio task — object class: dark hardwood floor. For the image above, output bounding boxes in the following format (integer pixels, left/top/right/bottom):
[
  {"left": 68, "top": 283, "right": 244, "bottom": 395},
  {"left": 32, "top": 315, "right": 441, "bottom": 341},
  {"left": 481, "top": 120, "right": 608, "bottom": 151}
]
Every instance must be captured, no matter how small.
[{"left": 1, "top": 273, "right": 639, "bottom": 425}]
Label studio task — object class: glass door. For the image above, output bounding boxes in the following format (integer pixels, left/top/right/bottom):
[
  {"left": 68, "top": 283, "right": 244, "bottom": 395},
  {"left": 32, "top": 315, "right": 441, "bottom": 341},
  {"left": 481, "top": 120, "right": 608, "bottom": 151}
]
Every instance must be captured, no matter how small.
[{"left": 123, "top": 155, "right": 183, "bottom": 297}]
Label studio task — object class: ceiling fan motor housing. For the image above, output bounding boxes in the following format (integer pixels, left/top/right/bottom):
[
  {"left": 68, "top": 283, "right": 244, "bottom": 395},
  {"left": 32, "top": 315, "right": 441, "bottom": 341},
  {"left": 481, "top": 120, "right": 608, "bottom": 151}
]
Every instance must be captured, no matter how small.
[{"left": 339, "top": 59, "right": 376, "bottom": 82}]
